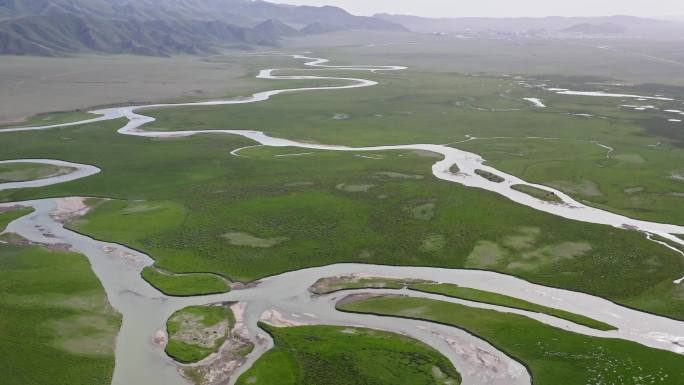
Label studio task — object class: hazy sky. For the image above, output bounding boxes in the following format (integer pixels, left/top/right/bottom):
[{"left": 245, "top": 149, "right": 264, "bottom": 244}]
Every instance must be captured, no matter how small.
[{"left": 274, "top": 0, "right": 684, "bottom": 18}]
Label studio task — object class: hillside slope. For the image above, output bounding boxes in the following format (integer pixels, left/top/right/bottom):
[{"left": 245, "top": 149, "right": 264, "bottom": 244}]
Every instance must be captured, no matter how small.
[{"left": 0, "top": 0, "right": 405, "bottom": 56}]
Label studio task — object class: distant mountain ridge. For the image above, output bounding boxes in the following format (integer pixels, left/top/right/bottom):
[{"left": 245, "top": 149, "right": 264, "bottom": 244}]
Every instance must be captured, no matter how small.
[
  {"left": 0, "top": 0, "right": 405, "bottom": 56},
  {"left": 374, "top": 13, "right": 684, "bottom": 38}
]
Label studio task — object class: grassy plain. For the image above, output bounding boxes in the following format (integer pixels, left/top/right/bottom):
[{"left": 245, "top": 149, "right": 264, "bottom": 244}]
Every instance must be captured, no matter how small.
[
  {"left": 5, "top": 48, "right": 684, "bottom": 225},
  {"left": 0, "top": 209, "right": 120, "bottom": 384},
  {"left": 340, "top": 295, "right": 684, "bottom": 385},
  {"left": 0, "top": 54, "right": 252, "bottom": 124},
  {"left": 285, "top": 32, "right": 684, "bottom": 85},
  {"left": 1, "top": 32, "right": 684, "bottom": 385},
  {"left": 165, "top": 304, "right": 234, "bottom": 363},
  {"left": 140, "top": 52, "right": 684, "bottom": 225},
  {"left": 0, "top": 117, "right": 682, "bottom": 318},
  {"left": 236, "top": 324, "right": 461, "bottom": 385},
  {"left": 410, "top": 283, "right": 615, "bottom": 330}
]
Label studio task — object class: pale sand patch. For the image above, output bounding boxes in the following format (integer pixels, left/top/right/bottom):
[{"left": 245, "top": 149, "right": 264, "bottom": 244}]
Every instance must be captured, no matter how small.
[
  {"left": 153, "top": 329, "right": 168, "bottom": 346},
  {"left": 260, "top": 309, "right": 306, "bottom": 327},
  {"left": 230, "top": 302, "right": 250, "bottom": 340},
  {"left": 102, "top": 245, "right": 147, "bottom": 266},
  {"left": 51, "top": 197, "right": 90, "bottom": 223},
  {"left": 417, "top": 326, "right": 522, "bottom": 381}
]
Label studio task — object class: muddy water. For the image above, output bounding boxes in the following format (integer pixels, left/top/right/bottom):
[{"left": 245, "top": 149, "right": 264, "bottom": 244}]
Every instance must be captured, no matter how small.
[
  {"left": 2, "top": 55, "right": 684, "bottom": 385},
  {"left": 3, "top": 199, "right": 684, "bottom": 385},
  {"left": 2, "top": 199, "right": 530, "bottom": 385}
]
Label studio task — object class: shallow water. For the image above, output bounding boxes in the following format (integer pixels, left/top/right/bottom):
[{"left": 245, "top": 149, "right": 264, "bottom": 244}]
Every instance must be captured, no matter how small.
[
  {"left": 3, "top": 198, "right": 684, "bottom": 385},
  {"left": 2, "top": 54, "right": 684, "bottom": 385}
]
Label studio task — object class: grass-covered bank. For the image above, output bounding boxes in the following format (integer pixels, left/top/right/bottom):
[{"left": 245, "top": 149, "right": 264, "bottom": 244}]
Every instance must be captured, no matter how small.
[
  {"left": 511, "top": 184, "right": 563, "bottom": 203},
  {"left": 236, "top": 324, "right": 461, "bottom": 385},
  {"left": 0, "top": 215, "right": 120, "bottom": 384},
  {"left": 0, "top": 206, "right": 33, "bottom": 230},
  {"left": 339, "top": 295, "right": 684, "bottom": 385},
  {"left": 141, "top": 266, "right": 230, "bottom": 296},
  {"left": 409, "top": 283, "right": 615, "bottom": 330}
]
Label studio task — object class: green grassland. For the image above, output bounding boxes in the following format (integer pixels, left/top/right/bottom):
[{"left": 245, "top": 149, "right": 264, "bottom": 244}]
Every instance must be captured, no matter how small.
[
  {"left": 459, "top": 136, "right": 684, "bottom": 225},
  {"left": 141, "top": 267, "right": 230, "bottom": 296},
  {"left": 236, "top": 324, "right": 461, "bottom": 385},
  {"left": 1, "top": 36, "right": 684, "bottom": 385},
  {"left": 165, "top": 304, "right": 234, "bottom": 363},
  {"left": 409, "top": 283, "right": 615, "bottom": 330},
  {"left": 141, "top": 54, "right": 684, "bottom": 225},
  {"left": 0, "top": 211, "right": 120, "bottom": 384},
  {"left": 0, "top": 162, "right": 75, "bottom": 183},
  {"left": 0, "top": 118, "right": 683, "bottom": 319},
  {"left": 5, "top": 44, "right": 684, "bottom": 227},
  {"left": 340, "top": 295, "right": 684, "bottom": 385}
]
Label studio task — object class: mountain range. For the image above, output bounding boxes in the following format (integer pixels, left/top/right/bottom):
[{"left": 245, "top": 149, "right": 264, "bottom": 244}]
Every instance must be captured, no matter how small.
[
  {"left": 0, "top": 0, "right": 405, "bottom": 56},
  {"left": 3, "top": 1, "right": 683, "bottom": 57},
  {"left": 375, "top": 14, "right": 684, "bottom": 39}
]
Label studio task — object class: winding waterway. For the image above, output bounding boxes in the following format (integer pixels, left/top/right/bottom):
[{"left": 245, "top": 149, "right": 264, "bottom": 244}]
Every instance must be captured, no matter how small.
[{"left": 2, "top": 54, "right": 684, "bottom": 385}]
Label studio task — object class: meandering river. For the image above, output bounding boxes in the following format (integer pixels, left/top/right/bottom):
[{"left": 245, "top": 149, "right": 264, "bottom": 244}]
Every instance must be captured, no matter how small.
[{"left": 2, "top": 54, "right": 684, "bottom": 385}]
